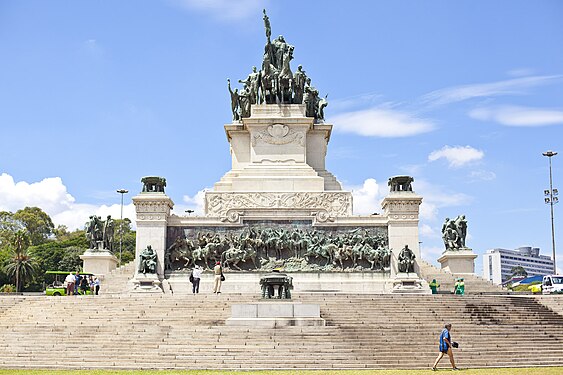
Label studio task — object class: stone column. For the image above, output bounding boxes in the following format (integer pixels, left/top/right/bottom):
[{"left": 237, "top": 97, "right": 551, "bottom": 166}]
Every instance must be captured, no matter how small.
[
  {"left": 132, "top": 192, "right": 174, "bottom": 279},
  {"left": 382, "top": 191, "right": 423, "bottom": 260}
]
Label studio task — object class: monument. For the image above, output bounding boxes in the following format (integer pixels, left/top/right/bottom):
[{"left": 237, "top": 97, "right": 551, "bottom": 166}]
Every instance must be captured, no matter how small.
[
  {"left": 80, "top": 215, "right": 118, "bottom": 277},
  {"left": 437, "top": 215, "right": 478, "bottom": 274},
  {"left": 132, "top": 10, "right": 426, "bottom": 294}
]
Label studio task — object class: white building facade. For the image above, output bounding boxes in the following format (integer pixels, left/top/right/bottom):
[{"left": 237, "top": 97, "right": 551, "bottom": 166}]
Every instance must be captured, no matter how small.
[{"left": 483, "top": 246, "right": 554, "bottom": 285}]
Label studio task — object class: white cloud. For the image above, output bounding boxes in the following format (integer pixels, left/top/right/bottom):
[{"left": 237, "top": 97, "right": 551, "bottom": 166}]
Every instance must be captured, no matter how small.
[
  {"left": 468, "top": 170, "right": 496, "bottom": 181},
  {"left": 420, "top": 245, "right": 443, "bottom": 261},
  {"left": 415, "top": 179, "right": 472, "bottom": 221},
  {"left": 420, "top": 223, "right": 439, "bottom": 240},
  {"left": 469, "top": 105, "right": 563, "bottom": 127},
  {"left": 0, "top": 173, "right": 135, "bottom": 231},
  {"left": 173, "top": 0, "right": 264, "bottom": 21},
  {"left": 422, "top": 75, "right": 561, "bottom": 106},
  {"left": 0, "top": 173, "right": 75, "bottom": 215},
  {"left": 330, "top": 108, "right": 436, "bottom": 138},
  {"left": 344, "top": 178, "right": 383, "bottom": 215},
  {"left": 428, "top": 145, "right": 484, "bottom": 168}
]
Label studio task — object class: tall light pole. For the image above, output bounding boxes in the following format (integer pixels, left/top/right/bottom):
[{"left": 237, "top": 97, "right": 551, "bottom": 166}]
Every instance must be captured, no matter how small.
[
  {"left": 543, "top": 151, "right": 558, "bottom": 274},
  {"left": 116, "top": 189, "right": 129, "bottom": 267}
]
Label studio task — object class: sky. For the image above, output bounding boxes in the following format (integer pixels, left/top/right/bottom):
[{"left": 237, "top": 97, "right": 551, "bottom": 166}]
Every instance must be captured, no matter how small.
[{"left": 1, "top": 0, "right": 562, "bottom": 274}]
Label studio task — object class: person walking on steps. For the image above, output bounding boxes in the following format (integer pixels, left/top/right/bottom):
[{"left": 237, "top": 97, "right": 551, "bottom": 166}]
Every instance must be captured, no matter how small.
[
  {"left": 432, "top": 323, "right": 459, "bottom": 371},
  {"left": 429, "top": 279, "right": 440, "bottom": 294},
  {"left": 213, "top": 261, "right": 223, "bottom": 294}
]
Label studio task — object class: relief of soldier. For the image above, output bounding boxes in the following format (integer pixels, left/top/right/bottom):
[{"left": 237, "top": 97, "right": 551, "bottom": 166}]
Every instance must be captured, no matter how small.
[{"left": 164, "top": 227, "right": 390, "bottom": 272}]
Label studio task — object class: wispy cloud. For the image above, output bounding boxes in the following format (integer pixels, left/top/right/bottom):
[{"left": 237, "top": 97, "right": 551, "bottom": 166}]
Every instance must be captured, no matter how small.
[
  {"left": 173, "top": 0, "right": 265, "bottom": 21},
  {"left": 428, "top": 145, "right": 484, "bottom": 168},
  {"left": 415, "top": 179, "right": 472, "bottom": 221},
  {"left": 469, "top": 105, "right": 563, "bottom": 127},
  {"left": 468, "top": 169, "right": 496, "bottom": 181},
  {"left": 421, "top": 75, "right": 561, "bottom": 107},
  {"left": 330, "top": 108, "right": 436, "bottom": 138}
]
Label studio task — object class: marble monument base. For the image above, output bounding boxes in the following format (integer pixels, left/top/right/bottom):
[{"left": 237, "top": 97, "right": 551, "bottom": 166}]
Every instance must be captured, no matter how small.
[
  {"left": 437, "top": 249, "right": 477, "bottom": 274},
  {"left": 80, "top": 250, "right": 118, "bottom": 278},
  {"left": 392, "top": 272, "right": 430, "bottom": 294},
  {"left": 226, "top": 302, "right": 326, "bottom": 327},
  {"left": 129, "top": 273, "right": 163, "bottom": 293}
]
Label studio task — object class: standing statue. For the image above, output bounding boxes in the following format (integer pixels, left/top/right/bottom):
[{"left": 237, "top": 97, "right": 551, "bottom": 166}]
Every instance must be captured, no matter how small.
[
  {"left": 261, "top": 54, "right": 278, "bottom": 104},
  {"left": 227, "top": 79, "right": 240, "bottom": 121},
  {"left": 277, "top": 47, "right": 294, "bottom": 104},
  {"left": 239, "top": 67, "right": 261, "bottom": 105},
  {"left": 293, "top": 65, "right": 307, "bottom": 104},
  {"left": 138, "top": 245, "right": 157, "bottom": 274},
  {"left": 102, "top": 215, "right": 115, "bottom": 252},
  {"left": 272, "top": 35, "right": 288, "bottom": 70},
  {"left": 304, "top": 79, "right": 319, "bottom": 118},
  {"left": 454, "top": 215, "right": 468, "bottom": 248},
  {"left": 441, "top": 215, "right": 468, "bottom": 251},
  {"left": 398, "top": 245, "right": 416, "bottom": 273},
  {"left": 263, "top": 9, "right": 271, "bottom": 43},
  {"left": 85, "top": 215, "right": 104, "bottom": 249},
  {"left": 238, "top": 87, "right": 252, "bottom": 118}
]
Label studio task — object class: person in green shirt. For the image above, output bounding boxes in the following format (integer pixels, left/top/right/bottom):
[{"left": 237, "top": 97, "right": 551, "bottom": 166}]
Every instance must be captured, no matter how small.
[
  {"left": 454, "top": 278, "right": 465, "bottom": 295},
  {"left": 429, "top": 279, "right": 440, "bottom": 294}
]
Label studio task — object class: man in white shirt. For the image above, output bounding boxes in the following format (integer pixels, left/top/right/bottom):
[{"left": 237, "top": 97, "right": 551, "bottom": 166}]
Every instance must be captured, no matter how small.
[
  {"left": 64, "top": 272, "right": 75, "bottom": 296},
  {"left": 192, "top": 266, "right": 203, "bottom": 294}
]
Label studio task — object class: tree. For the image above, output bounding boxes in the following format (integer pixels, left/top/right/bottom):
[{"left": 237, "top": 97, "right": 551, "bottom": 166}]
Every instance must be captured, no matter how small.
[
  {"left": 3, "top": 230, "right": 36, "bottom": 292},
  {"left": 0, "top": 211, "right": 23, "bottom": 249},
  {"left": 13, "top": 207, "right": 55, "bottom": 246},
  {"left": 511, "top": 266, "right": 528, "bottom": 278}
]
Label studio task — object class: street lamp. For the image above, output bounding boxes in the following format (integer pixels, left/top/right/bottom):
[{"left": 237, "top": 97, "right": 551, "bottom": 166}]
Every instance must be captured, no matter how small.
[
  {"left": 116, "top": 189, "right": 129, "bottom": 267},
  {"left": 542, "top": 151, "right": 558, "bottom": 274}
]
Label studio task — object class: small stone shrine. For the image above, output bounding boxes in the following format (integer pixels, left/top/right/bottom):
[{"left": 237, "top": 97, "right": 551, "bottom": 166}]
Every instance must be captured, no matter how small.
[{"left": 131, "top": 10, "right": 426, "bottom": 294}]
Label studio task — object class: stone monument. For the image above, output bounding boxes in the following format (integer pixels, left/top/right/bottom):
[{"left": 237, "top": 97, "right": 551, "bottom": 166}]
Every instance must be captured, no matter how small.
[
  {"left": 132, "top": 10, "right": 426, "bottom": 294},
  {"left": 80, "top": 215, "right": 118, "bottom": 278},
  {"left": 437, "top": 215, "right": 478, "bottom": 274}
]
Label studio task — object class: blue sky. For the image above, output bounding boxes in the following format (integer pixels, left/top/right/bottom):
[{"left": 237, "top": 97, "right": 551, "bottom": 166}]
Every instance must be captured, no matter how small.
[{"left": 1, "top": 0, "right": 562, "bottom": 273}]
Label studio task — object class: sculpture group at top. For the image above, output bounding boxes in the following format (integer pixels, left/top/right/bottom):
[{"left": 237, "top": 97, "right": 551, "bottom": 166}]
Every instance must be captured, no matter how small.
[
  {"left": 441, "top": 215, "right": 468, "bottom": 251},
  {"left": 228, "top": 10, "right": 328, "bottom": 121},
  {"left": 85, "top": 215, "right": 114, "bottom": 251}
]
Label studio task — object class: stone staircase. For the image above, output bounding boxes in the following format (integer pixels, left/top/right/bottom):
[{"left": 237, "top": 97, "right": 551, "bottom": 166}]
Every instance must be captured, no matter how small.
[
  {"left": 418, "top": 259, "right": 505, "bottom": 294},
  {"left": 0, "top": 293, "right": 562, "bottom": 370},
  {"left": 101, "top": 261, "right": 135, "bottom": 294},
  {"left": 535, "top": 295, "right": 563, "bottom": 318}
]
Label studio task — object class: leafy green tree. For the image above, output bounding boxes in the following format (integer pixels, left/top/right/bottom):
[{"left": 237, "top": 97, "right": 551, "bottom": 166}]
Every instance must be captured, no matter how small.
[
  {"left": 3, "top": 230, "right": 36, "bottom": 292},
  {"left": 14, "top": 207, "right": 55, "bottom": 246},
  {"left": 0, "top": 211, "right": 23, "bottom": 249}
]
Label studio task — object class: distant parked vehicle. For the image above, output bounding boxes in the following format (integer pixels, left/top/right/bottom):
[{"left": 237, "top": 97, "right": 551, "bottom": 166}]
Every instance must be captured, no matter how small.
[
  {"left": 44, "top": 271, "right": 94, "bottom": 296},
  {"left": 542, "top": 275, "right": 563, "bottom": 295}
]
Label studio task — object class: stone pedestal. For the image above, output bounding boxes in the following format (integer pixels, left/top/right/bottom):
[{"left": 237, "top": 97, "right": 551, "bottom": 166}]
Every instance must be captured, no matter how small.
[
  {"left": 392, "top": 272, "right": 430, "bottom": 294},
  {"left": 226, "top": 302, "right": 326, "bottom": 327},
  {"left": 382, "top": 191, "right": 423, "bottom": 260},
  {"left": 80, "top": 250, "right": 118, "bottom": 278},
  {"left": 438, "top": 249, "right": 478, "bottom": 274},
  {"left": 129, "top": 273, "right": 162, "bottom": 293},
  {"left": 132, "top": 192, "right": 174, "bottom": 278}
]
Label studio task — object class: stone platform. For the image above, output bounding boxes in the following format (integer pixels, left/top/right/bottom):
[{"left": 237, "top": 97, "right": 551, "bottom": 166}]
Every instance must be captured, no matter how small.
[
  {"left": 226, "top": 302, "right": 325, "bottom": 327},
  {"left": 166, "top": 271, "right": 395, "bottom": 294}
]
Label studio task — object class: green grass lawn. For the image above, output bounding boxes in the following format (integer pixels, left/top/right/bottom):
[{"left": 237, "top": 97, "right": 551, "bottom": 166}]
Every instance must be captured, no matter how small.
[{"left": 1, "top": 369, "right": 562, "bottom": 375}]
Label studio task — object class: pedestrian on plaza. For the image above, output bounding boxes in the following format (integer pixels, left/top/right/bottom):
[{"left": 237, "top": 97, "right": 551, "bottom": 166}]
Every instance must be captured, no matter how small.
[
  {"left": 192, "top": 265, "right": 203, "bottom": 294},
  {"left": 432, "top": 323, "right": 459, "bottom": 371},
  {"left": 213, "top": 261, "right": 223, "bottom": 294},
  {"left": 429, "top": 279, "right": 440, "bottom": 294},
  {"left": 64, "top": 272, "right": 75, "bottom": 296},
  {"left": 92, "top": 277, "right": 100, "bottom": 295},
  {"left": 74, "top": 271, "right": 82, "bottom": 295},
  {"left": 79, "top": 275, "right": 89, "bottom": 295}
]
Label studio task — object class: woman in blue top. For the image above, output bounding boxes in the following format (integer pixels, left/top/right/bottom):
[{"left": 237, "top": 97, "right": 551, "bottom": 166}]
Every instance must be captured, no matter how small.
[{"left": 432, "top": 323, "right": 459, "bottom": 371}]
